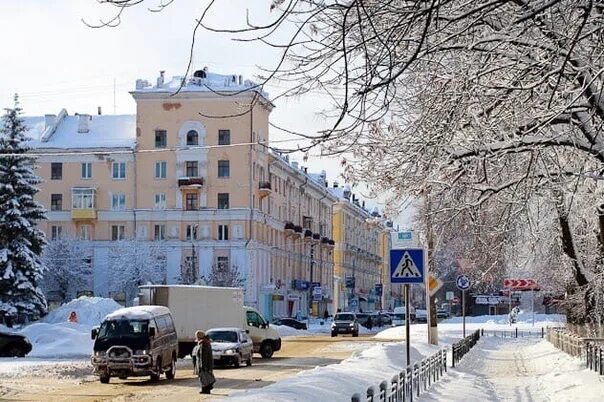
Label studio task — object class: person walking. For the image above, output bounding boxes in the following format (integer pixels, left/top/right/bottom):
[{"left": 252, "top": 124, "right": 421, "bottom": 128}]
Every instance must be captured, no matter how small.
[{"left": 192, "top": 330, "right": 215, "bottom": 394}]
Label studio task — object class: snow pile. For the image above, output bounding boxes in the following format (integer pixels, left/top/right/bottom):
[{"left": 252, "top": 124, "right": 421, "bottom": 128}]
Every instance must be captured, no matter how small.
[
  {"left": 273, "top": 325, "right": 310, "bottom": 337},
  {"left": 42, "top": 296, "right": 121, "bottom": 326},
  {"left": 228, "top": 340, "right": 441, "bottom": 401},
  {"left": 20, "top": 322, "right": 94, "bottom": 358},
  {"left": 273, "top": 318, "right": 383, "bottom": 338}
]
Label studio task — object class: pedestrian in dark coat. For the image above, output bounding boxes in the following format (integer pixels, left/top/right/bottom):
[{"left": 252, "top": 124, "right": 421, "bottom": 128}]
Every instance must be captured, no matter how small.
[{"left": 192, "top": 330, "right": 215, "bottom": 394}]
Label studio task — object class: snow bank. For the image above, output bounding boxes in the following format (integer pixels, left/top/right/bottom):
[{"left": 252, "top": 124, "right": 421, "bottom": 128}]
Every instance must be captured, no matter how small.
[
  {"left": 228, "top": 341, "right": 441, "bottom": 401},
  {"left": 273, "top": 319, "right": 384, "bottom": 338},
  {"left": 20, "top": 322, "right": 93, "bottom": 358},
  {"left": 42, "top": 296, "right": 122, "bottom": 326}
]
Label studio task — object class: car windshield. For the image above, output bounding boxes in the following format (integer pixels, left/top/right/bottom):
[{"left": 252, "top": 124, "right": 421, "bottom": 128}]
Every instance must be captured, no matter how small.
[
  {"left": 335, "top": 314, "right": 355, "bottom": 321},
  {"left": 98, "top": 319, "right": 148, "bottom": 339},
  {"left": 207, "top": 331, "right": 238, "bottom": 343}
]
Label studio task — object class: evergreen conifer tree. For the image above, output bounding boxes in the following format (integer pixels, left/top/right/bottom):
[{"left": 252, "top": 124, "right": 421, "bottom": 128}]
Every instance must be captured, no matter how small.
[{"left": 0, "top": 95, "right": 47, "bottom": 321}]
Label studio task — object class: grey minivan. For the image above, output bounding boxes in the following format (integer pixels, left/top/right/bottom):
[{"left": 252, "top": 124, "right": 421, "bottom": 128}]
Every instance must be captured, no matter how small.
[{"left": 91, "top": 305, "right": 178, "bottom": 383}]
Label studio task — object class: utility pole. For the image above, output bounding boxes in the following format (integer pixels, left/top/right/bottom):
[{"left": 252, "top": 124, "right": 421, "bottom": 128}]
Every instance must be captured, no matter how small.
[{"left": 424, "top": 187, "right": 438, "bottom": 345}]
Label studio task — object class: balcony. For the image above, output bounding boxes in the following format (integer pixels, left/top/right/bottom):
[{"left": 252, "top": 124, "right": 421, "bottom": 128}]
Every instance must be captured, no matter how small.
[
  {"left": 178, "top": 177, "right": 204, "bottom": 188},
  {"left": 72, "top": 208, "right": 96, "bottom": 220},
  {"left": 294, "top": 225, "right": 303, "bottom": 236},
  {"left": 303, "top": 229, "right": 313, "bottom": 242},
  {"left": 284, "top": 221, "right": 296, "bottom": 236},
  {"left": 71, "top": 188, "right": 96, "bottom": 220},
  {"left": 312, "top": 233, "right": 321, "bottom": 241},
  {"left": 258, "top": 181, "right": 272, "bottom": 198}
]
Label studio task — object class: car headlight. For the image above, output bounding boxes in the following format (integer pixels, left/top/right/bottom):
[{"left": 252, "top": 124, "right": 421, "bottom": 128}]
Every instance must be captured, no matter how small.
[
  {"left": 224, "top": 349, "right": 236, "bottom": 355},
  {"left": 349, "top": 323, "right": 355, "bottom": 327},
  {"left": 135, "top": 350, "right": 147, "bottom": 355},
  {"left": 331, "top": 323, "right": 336, "bottom": 328},
  {"left": 94, "top": 350, "right": 106, "bottom": 357}
]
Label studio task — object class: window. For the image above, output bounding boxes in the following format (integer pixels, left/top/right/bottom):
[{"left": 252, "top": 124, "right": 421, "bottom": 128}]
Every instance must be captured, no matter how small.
[
  {"left": 111, "top": 225, "right": 126, "bottom": 241},
  {"left": 79, "top": 224, "right": 91, "bottom": 240},
  {"left": 186, "top": 130, "right": 199, "bottom": 146},
  {"left": 51, "top": 225, "right": 62, "bottom": 241},
  {"left": 218, "top": 129, "right": 230, "bottom": 145},
  {"left": 155, "top": 129, "right": 167, "bottom": 148},
  {"left": 51, "top": 194, "right": 62, "bottom": 211},
  {"left": 154, "top": 193, "right": 166, "bottom": 210},
  {"left": 217, "top": 193, "right": 229, "bottom": 209},
  {"left": 154, "top": 224, "right": 166, "bottom": 241},
  {"left": 186, "top": 224, "right": 198, "bottom": 240},
  {"left": 185, "top": 161, "right": 198, "bottom": 177},
  {"left": 111, "top": 193, "right": 126, "bottom": 210},
  {"left": 155, "top": 161, "right": 167, "bottom": 179},
  {"left": 72, "top": 188, "right": 95, "bottom": 209},
  {"left": 185, "top": 193, "right": 198, "bottom": 210},
  {"left": 81, "top": 162, "right": 92, "bottom": 179},
  {"left": 246, "top": 310, "right": 266, "bottom": 328},
  {"left": 51, "top": 163, "right": 62, "bottom": 180},
  {"left": 303, "top": 216, "right": 312, "bottom": 230},
  {"left": 217, "top": 256, "right": 229, "bottom": 269},
  {"left": 112, "top": 162, "right": 126, "bottom": 179},
  {"left": 218, "top": 160, "right": 230, "bottom": 178},
  {"left": 218, "top": 224, "right": 229, "bottom": 240}
]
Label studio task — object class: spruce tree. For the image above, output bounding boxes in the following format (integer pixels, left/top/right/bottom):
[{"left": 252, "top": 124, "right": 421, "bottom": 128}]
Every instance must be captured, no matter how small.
[{"left": 0, "top": 95, "right": 47, "bottom": 321}]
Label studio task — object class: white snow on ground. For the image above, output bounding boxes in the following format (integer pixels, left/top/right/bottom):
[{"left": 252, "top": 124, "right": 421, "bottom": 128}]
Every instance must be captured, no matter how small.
[
  {"left": 227, "top": 313, "right": 572, "bottom": 401},
  {"left": 0, "top": 358, "right": 92, "bottom": 381},
  {"left": 273, "top": 318, "right": 384, "bottom": 338},
  {"left": 1, "top": 297, "right": 121, "bottom": 359},
  {"left": 418, "top": 337, "right": 604, "bottom": 402}
]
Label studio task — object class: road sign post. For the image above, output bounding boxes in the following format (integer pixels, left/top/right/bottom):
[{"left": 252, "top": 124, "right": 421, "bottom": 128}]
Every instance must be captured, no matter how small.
[
  {"left": 390, "top": 248, "right": 425, "bottom": 368},
  {"left": 456, "top": 275, "right": 471, "bottom": 338}
]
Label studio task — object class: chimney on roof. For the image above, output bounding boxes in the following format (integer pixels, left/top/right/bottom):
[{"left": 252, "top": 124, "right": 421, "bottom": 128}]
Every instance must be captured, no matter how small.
[
  {"left": 362, "top": 200, "right": 366, "bottom": 208},
  {"left": 343, "top": 185, "right": 351, "bottom": 200},
  {"left": 303, "top": 167, "right": 308, "bottom": 173},
  {"left": 157, "top": 70, "right": 165, "bottom": 88},
  {"left": 78, "top": 114, "right": 91, "bottom": 133},
  {"left": 333, "top": 181, "right": 339, "bottom": 188},
  {"left": 97, "top": 106, "right": 102, "bottom": 115},
  {"left": 238, "top": 75, "right": 243, "bottom": 85},
  {"left": 44, "top": 114, "right": 56, "bottom": 130}
]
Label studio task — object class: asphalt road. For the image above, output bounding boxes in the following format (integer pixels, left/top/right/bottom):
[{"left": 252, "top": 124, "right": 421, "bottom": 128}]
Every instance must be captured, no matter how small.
[{"left": 0, "top": 334, "right": 389, "bottom": 401}]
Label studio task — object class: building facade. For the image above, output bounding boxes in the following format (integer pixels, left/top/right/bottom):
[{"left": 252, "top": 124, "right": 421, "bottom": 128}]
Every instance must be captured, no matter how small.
[
  {"left": 331, "top": 185, "right": 388, "bottom": 313},
  {"left": 26, "top": 68, "right": 337, "bottom": 319}
]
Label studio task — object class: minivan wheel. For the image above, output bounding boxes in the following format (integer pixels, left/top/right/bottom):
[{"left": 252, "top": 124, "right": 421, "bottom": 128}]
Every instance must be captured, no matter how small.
[
  {"left": 165, "top": 356, "right": 176, "bottom": 380},
  {"left": 150, "top": 358, "right": 161, "bottom": 382},
  {"left": 7, "top": 345, "right": 25, "bottom": 357},
  {"left": 100, "top": 374, "right": 110, "bottom": 384},
  {"left": 260, "top": 342, "right": 274, "bottom": 359}
]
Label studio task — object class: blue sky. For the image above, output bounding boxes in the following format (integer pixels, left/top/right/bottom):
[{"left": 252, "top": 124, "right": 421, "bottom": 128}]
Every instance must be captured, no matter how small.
[{"left": 0, "top": 0, "right": 414, "bottom": 226}]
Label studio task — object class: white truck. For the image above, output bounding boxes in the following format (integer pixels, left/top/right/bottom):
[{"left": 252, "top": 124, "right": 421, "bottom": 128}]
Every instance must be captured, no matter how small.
[{"left": 138, "top": 285, "right": 281, "bottom": 359}]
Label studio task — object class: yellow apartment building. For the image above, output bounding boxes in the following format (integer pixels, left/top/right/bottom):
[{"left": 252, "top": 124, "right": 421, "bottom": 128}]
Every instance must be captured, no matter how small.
[
  {"left": 330, "top": 184, "right": 389, "bottom": 312},
  {"left": 25, "top": 68, "right": 336, "bottom": 318}
]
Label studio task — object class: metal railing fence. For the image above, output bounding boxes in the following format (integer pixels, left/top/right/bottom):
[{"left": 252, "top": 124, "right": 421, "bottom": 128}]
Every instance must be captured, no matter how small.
[{"left": 452, "top": 330, "right": 480, "bottom": 367}]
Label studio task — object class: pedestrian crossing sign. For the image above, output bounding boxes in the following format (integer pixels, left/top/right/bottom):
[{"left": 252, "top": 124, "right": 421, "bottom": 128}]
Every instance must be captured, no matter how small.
[{"left": 390, "top": 248, "right": 425, "bottom": 284}]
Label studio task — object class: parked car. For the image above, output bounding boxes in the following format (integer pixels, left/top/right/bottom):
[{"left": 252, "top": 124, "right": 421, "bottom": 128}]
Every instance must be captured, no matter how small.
[
  {"left": 370, "top": 312, "right": 392, "bottom": 327},
  {"left": 331, "top": 312, "right": 359, "bottom": 337},
  {"left": 415, "top": 309, "right": 428, "bottom": 323},
  {"left": 436, "top": 309, "right": 449, "bottom": 320},
  {"left": 272, "top": 318, "right": 308, "bottom": 330},
  {"left": 206, "top": 328, "right": 253, "bottom": 368},
  {"left": 91, "top": 305, "right": 178, "bottom": 384},
  {"left": 355, "top": 313, "right": 371, "bottom": 328},
  {"left": 0, "top": 330, "right": 32, "bottom": 357}
]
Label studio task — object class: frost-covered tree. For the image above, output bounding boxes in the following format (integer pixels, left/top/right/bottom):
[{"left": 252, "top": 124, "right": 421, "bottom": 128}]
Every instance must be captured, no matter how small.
[
  {"left": 203, "top": 263, "right": 245, "bottom": 288},
  {"left": 107, "top": 240, "right": 167, "bottom": 302},
  {"left": 41, "top": 239, "right": 93, "bottom": 302},
  {"left": 0, "top": 95, "right": 47, "bottom": 321}
]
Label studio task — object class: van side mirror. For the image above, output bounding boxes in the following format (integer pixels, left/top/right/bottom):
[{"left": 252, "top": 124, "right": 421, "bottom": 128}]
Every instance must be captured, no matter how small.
[
  {"left": 245, "top": 329, "right": 250, "bottom": 334},
  {"left": 91, "top": 328, "right": 98, "bottom": 340},
  {"left": 149, "top": 327, "right": 156, "bottom": 337}
]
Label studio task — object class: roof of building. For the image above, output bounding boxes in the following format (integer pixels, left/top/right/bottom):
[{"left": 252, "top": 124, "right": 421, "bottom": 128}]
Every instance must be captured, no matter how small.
[
  {"left": 24, "top": 112, "right": 136, "bottom": 150},
  {"left": 104, "top": 305, "right": 171, "bottom": 321},
  {"left": 131, "top": 69, "right": 271, "bottom": 102}
]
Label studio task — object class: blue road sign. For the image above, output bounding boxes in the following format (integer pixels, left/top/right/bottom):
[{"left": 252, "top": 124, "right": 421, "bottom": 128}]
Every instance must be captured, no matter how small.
[
  {"left": 349, "top": 298, "right": 358, "bottom": 308},
  {"left": 390, "top": 248, "right": 425, "bottom": 284}
]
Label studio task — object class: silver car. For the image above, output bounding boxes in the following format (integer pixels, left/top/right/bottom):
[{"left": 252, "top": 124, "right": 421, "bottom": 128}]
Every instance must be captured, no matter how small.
[{"left": 206, "top": 328, "right": 253, "bottom": 368}]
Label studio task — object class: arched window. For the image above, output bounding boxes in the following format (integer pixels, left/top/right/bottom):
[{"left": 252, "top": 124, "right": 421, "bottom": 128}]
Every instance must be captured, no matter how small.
[{"left": 186, "top": 130, "right": 199, "bottom": 146}]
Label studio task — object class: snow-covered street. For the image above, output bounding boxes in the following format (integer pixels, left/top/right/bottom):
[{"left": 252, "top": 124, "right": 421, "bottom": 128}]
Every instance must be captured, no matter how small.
[{"left": 420, "top": 337, "right": 604, "bottom": 402}]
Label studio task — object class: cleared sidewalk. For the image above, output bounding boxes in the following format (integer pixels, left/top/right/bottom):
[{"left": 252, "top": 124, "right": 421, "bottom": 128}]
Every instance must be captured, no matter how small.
[{"left": 419, "top": 336, "right": 604, "bottom": 401}]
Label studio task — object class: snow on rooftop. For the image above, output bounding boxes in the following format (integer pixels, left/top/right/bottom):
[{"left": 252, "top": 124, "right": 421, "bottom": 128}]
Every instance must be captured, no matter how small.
[
  {"left": 24, "top": 113, "right": 135, "bottom": 149},
  {"left": 132, "top": 68, "right": 270, "bottom": 100},
  {"left": 104, "top": 305, "right": 171, "bottom": 321}
]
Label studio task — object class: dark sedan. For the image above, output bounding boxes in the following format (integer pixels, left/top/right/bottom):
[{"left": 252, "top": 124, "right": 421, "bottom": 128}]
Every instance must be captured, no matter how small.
[
  {"left": 0, "top": 330, "right": 32, "bottom": 357},
  {"left": 272, "top": 318, "right": 308, "bottom": 330}
]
